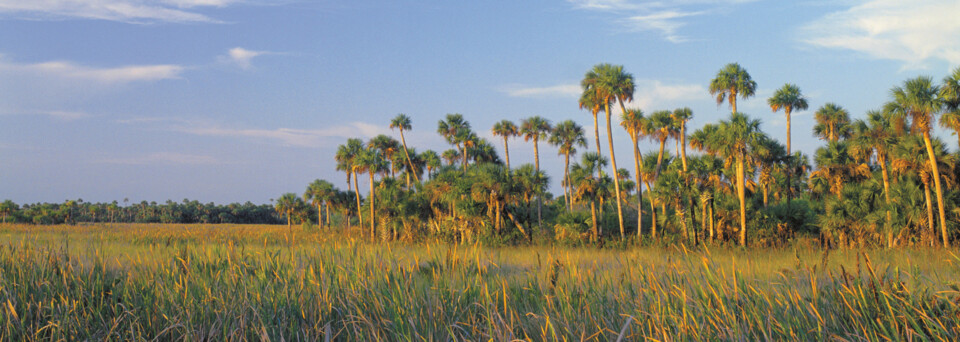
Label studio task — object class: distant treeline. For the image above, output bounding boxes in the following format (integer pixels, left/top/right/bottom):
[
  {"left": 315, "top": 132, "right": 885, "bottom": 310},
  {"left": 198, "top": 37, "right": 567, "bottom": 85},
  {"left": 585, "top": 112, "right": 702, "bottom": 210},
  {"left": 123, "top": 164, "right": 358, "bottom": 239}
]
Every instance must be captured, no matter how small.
[{"left": 0, "top": 199, "right": 283, "bottom": 225}]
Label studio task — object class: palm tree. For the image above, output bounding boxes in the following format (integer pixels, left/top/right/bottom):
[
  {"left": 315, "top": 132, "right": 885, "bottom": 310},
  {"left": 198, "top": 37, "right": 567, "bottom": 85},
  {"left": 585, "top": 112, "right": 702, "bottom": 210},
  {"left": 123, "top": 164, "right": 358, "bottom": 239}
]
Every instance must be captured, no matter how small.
[
  {"left": 810, "top": 141, "right": 870, "bottom": 200},
  {"left": 814, "top": 103, "right": 852, "bottom": 142},
  {"left": 582, "top": 63, "right": 634, "bottom": 239},
  {"left": 0, "top": 200, "right": 17, "bottom": 223},
  {"left": 768, "top": 84, "right": 809, "bottom": 202},
  {"left": 390, "top": 114, "right": 420, "bottom": 183},
  {"left": 851, "top": 110, "right": 900, "bottom": 247},
  {"left": 420, "top": 150, "right": 441, "bottom": 179},
  {"left": 570, "top": 152, "right": 610, "bottom": 242},
  {"left": 336, "top": 138, "right": 365, "bottom": 229},
  {"left": 549, "top": 120, "right": 587, "bottom": 210},
  {"left": 304, "top": 179, "right": 336, "bottom": 229},
  {"left": 709, "top": 63, "right": 757, "bottom": 114},
  {"left": 671, "top": 107, "right": 693, "bottom": 173},
  {"left": 521, "top": 116, "right": 552, "bottom": 229},
  {"left": 885, "top": 76, "right": 949, "bottom": 247},
  {"left": 368, "top": 134, "right": 401, "bottom": 178},
  {"left": 437, "top": 113, "right": 473, "bottom": 172},
  {"left": 492, "top": 120, "right": 519, "bottom": 170},
  {"left": 275, "top": 193, "right": 300, "bottom": 231},
  {"left": 645, "top": 110, "right": 676, "bottom": 179},
  {"left": 713, "top": 112, "right": 763, "bottom": 247},
  {"left": 891, "top": 136, "right": 956, "bottom": 246},
  {"left": 620, "top": 108, "right": 646, "bottom": 238},
  {"left": 355, "top": 147, "right": 387, "bottom": 238}
]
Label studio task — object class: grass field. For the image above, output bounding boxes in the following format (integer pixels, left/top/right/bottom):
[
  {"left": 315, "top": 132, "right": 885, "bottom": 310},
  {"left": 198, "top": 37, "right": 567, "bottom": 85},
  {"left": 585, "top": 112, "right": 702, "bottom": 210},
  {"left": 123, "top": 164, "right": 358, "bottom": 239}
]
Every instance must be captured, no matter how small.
[{"left": 1, "top": 223, "right": 960, "bottom": 341}]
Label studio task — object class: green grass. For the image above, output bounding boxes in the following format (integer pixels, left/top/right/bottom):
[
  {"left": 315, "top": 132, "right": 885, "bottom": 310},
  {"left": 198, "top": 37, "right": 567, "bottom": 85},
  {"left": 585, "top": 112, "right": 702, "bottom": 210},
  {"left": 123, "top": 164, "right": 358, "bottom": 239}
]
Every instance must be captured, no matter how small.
[{"left": 1, "top": 223, "right": 959, "bottom": 340}]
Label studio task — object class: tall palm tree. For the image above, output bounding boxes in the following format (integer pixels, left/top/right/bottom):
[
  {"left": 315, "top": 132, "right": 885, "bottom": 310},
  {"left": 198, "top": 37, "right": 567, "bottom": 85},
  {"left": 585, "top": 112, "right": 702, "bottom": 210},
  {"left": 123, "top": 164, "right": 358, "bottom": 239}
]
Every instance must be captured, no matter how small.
[
  {"left": 768, "top": 84, "right": 808, "bottom": 202},
  {"left": 620, "top": 108, "right": 646, "bottom": 238},
  {"left": 814, "top": 103, "right": 852, "bottom": 142},
  {"left": 709, "top": 63, "right": 757, "bottom": 114},
  {"left": 390, "top": 114, "right": 420, "bottom": 183},
  {"left": 304, "top": 179, "right": 336, "bottom": 229},
  {"left": 891, "top": 136, "right": 956, "bottom": 246},
  {"left": 368, "top": 135, "right": 401, "bottom": 178},
  {"left": 768, "top": 84, "right": 809, "bottom": 157},
  {"left": 810, "top": 141, "right": 870, "bottom": 200},
  {"left": 437, "top": 113, "right": 473, "bottom": 173},
  {"left": 521, "top": 116, "right": 552, "bottom": 228},
  {"left": 885, "top": 76, "right": 949, "bottom": 247},
  {"left": 355, "top": 147, "right": 387, "bottom": 239},
  {"left": 851, "top": 110, "right": 900, "bottom": 247},
  {"left": 583, "top": 63, "right": 634, "bottom": 239},
  {"left": 710, "top": 112, "right": 763, "bottom": 247},
  {"left": 336, "top": 138, "right": 365, "bottom": 229},
  {"left": 570, "top": 152, "right": 610, "bottom": 242},
  {"left": 549, "top": 120, "right": 587, "bottom": 210},
  {"left": 492, "top": 120, "right": 520, "bottom": 170},
  {"left": 671, "top": 107, "right": 693, "bottom": 172}
]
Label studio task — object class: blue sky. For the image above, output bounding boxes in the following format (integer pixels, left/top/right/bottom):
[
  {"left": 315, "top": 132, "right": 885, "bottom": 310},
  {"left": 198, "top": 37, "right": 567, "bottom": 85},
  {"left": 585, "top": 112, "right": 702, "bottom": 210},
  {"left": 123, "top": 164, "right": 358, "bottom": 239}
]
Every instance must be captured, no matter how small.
[{"left": 2, "top": 0, "right": 959, "bottom": 204}]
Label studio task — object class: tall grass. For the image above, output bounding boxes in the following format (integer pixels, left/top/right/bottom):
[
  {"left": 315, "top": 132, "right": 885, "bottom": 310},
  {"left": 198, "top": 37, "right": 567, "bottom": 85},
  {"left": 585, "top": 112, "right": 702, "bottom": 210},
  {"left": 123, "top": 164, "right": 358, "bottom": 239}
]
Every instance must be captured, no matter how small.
[{"left": 1, "top": 223, "right": 959, "bottom": 340}]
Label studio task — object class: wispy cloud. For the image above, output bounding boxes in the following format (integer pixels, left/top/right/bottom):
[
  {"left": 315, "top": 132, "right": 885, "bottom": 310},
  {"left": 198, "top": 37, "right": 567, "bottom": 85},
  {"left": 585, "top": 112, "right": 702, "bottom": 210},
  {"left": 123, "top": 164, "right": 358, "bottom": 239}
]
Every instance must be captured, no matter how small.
[
  {"left": 0, "top": 57, "right": 183, "bottom": 84},
  {"left": 0, "top": 0, "right": 240, "bottom": 23},
  {"left": 218, "top": 47, "right": 269, "bottom": 70},
  {"left": 100, "top": 152, "right": 222, "bottom": 165},
  {"left": 569, "top": 0, "right": 755, "bottom": 42},
  {"left": 800, "top": 0, "right": 960, "bottom": 67},
  {"left": 499, "top": 83, "right": 582, "bottom": 98},
  {"left": 169, "top": 121, "right": 390, "bottom": 147}
]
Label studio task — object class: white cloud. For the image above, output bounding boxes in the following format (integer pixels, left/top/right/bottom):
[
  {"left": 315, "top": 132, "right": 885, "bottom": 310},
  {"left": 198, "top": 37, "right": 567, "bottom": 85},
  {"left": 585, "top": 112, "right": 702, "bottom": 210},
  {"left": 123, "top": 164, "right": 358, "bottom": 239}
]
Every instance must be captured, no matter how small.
[
  {"left": 0, "top": 0, "right": 238, "bottom": 23},
  {"left": 173, "top": 121, "right": 390, "bottom": 147},
  {"left": 218, "top": 47, "right": 267, "bottom": 70},
  {"left": 101, "top": 152, "right": 221, "bottom": 165},
  {"left": 568, "top": 0, "right": 755, "bottom": 42},
  {"left": 499, "top": 83, "right": 582, "bottom": 98},
  {"left": 801, "top": 0, "right": 960, "bottom": 67},
  {"left": 0, "top": 58, "right": 183, "bottom": 84}
]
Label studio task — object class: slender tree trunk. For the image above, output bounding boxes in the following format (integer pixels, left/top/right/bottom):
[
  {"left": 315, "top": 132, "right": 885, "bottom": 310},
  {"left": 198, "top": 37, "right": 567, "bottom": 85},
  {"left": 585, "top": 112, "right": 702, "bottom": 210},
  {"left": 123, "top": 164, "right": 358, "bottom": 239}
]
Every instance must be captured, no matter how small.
[
  {"left": 461, "top": 145, "right": 468, "bottom": 174},
  {"left": 605, "top": 103, "right": 625, "bottom": 240},
  {"left": 317, "top": 204, "right": 323, "bottom": 228},
  {"left": 564, "top": 152, "right": 571, "bottom": 211},
  {"left": 730, "top": 92, "right": 738, "bottom": 114},
  {"left": 593, "top": 111, "right": 602, "bottom": 158},
  {"left": 924, "top": 181, "right": 935, "bottom": 246},
  {"left": 922, "top": 132, "right": 949, "bottom": 248},
  {"left": 785, "top": 107, "right": 793, "bottom": 203},
  {"left": 701, "top": 196, "right": 708, "bottom": 243},
  {"left": 534, "top": 139, "right": 542, "bottom": 230},
  {"left": 879, "top": 154, "right": 893, "bottom": 248},
  {"left": 632, "top": 136, "right": 644, "bottom": 239},
  {"left": 369, "top": 173, "right": 376, "bottom": 239},
  {"left": 649, "top": 190, "right": 658, "bottom": 240},
  {"left": 590, "top": 200, "right": 598, "bottom": 242},
  {"left": 737, "top": 155, "right": 747, "bottom": 247},
  {"left": 680, "top": 124, "right": 688, "bottom": 172},
  {"left": 399, "top": 129, "right": 420, "bottom": 183},
  {"left": 503, "top": 138, "right": 511, "bottom": 170},
  {"left": 353, "top": 171, "right": 363, "bottom": 230},
  {"left": 762, "top": 183, "right": 769, "bottom": 208}
]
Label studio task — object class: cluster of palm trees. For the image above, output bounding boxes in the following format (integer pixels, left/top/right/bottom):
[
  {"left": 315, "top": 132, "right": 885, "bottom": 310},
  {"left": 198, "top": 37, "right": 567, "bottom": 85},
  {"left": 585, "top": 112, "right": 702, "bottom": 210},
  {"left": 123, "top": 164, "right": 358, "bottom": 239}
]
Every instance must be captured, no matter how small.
[{"left": 281, "top": 63, "right": 960, "bottom": 248}]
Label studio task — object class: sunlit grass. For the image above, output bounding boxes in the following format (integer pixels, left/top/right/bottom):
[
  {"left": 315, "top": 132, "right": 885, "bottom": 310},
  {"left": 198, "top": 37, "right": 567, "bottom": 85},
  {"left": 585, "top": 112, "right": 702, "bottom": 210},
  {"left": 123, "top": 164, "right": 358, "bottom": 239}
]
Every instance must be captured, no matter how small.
[{"left": 0, "top": 223, "right": 959, "bottom": 340}]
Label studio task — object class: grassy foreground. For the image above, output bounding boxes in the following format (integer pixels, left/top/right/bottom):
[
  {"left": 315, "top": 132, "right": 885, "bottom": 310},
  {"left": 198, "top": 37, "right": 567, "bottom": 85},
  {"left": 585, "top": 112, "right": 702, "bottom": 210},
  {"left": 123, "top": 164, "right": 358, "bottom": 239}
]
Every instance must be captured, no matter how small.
[{"left": 1, "top": 224, "right": 960, "bottom": 340}]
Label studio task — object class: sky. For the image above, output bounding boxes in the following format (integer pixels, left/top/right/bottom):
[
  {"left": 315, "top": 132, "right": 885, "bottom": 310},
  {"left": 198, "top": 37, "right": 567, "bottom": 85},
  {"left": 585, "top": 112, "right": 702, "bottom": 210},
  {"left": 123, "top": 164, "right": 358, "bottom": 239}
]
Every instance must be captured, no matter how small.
[{"left": 1, "top": 0, "right": 959, "bottom": 205}]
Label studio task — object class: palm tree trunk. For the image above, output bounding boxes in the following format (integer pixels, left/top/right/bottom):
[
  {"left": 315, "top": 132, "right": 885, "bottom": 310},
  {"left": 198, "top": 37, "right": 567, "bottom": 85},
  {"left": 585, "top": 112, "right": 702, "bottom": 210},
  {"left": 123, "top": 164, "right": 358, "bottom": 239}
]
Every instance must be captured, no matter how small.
[
  {"left": 503, "top": 138, "right": 511, "bottom": 170},
  {"left": 605, "top": 104, "right": 625, "bottom": 240},
  {"left": 922, "top": 132, "right": 949, "bottom": 247},
  {"left": 648, "top": 181, "right": 657, "bottom": 240},
  {"left": 317, "top": 204, "right": 323, "bottom": 228},
  {"left": 786, "top": 108, "right": 793, "bottom": 203},
  {"left": 737, "top": 155, "right": 747, "bottom": 247},
  {"left": 353, "top": 171, "right": 363, "bottom": 230},
  {"left": 534, "top": 139, "right": 542, "bottom": 230},
  {"left": 590, "top": 200, "right": 598, "bottom": 242},
  {"left": 632, "top": 136, "right": 643, "bottom": 238},
  {"left": 564, "top": 152, "right": 571, "bottom": 211},
  {"left": 762, "top": 183, "right": 769, "bottom": 208},
  {"left": 399, "top": 129, "right": 420, "bottom": 183},
  {"left": 680, "top": 125, "right": 688, "bottom": 172},
  {"left": 368, "top": 173, "right": 376, "bottom": 239},
  {"left": 730, "top": 91, "right": 738, "bottom": 114},
  {"left": 593, "top": 111, "right": 602, "bottom": 157},
  {"left": 879, "top": 154, "right": 893, "bottom": 248}
]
